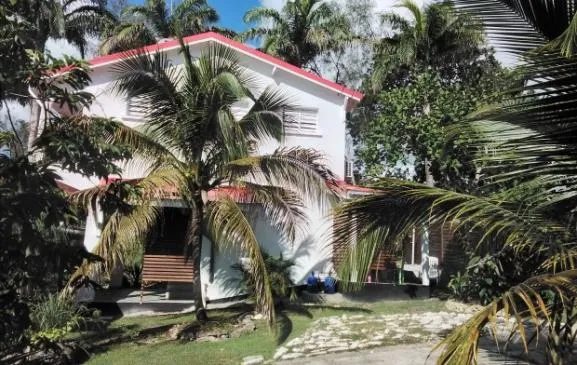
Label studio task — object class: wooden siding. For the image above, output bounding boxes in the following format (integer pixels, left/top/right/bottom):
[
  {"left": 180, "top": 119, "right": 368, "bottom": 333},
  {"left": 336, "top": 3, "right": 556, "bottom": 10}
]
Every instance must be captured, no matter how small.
[{"left": 141, "top": 254, "right": 194, "bottom": 283}]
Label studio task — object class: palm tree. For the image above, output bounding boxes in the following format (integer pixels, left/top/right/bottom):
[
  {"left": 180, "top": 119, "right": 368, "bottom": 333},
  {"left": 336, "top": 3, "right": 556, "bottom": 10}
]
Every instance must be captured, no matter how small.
[
  {"left": 99, "top": 0, "right": 232, "bottom": 55},
  {"left": 73, "top": 40, "right": 338, "bottom": 324},
  {"left": 5, "top": 0, "right": 115, "bottom": 152},
  {"left": 7, "top": 0, "right": 114, "bottom": 57},
  {"left": 369, "top": 0, "right": 487, "bottom": 187},
  {"left": 372, "top": 0, "right": 484, "bottom": 88},
  {"left": 335, "top": 1, "right": 577, "bottom": 364},
  {"left": 238, "top": 0, "right": 351, "bottom": 73}
]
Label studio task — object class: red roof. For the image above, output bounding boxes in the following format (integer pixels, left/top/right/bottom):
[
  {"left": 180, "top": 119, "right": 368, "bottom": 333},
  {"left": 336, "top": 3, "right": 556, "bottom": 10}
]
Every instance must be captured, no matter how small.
[
  {"left": 85, "top": 32, "right": 363, "bottom": 102},
  {"left": 335, "top": 180, "right": 375, "bottom": 194},
  {"left": 56, "top": 180, "right": 79, "bottom": 195}
]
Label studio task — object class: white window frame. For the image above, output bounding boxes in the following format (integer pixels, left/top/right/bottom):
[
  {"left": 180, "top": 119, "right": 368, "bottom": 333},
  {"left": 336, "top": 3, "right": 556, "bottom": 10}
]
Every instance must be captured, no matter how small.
[
  {"left": 283, "top": 108, "right": 320, "bottom": 136},
  {"left": 124, "top": 96, "right": 148, "bottom": 121},
  {"left": 345, "top": 159, "right": 354, "bottom": 179}
]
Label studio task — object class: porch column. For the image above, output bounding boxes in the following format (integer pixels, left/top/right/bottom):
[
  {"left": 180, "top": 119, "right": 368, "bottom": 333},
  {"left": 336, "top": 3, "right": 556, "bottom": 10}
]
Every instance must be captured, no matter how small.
[{"left": 420, "top": 225, "right": 430, "bottom": 286}]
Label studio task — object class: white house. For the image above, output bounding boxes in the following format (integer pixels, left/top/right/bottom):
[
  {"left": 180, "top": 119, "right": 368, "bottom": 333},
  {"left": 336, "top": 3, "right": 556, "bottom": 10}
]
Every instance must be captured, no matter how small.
[{"left": 45, "top": 32, "right": 378, "bottom": 301}]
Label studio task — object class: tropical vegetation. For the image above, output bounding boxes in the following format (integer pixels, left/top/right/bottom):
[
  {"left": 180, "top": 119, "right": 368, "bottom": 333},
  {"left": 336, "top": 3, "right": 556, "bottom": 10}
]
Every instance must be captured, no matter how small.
[
  {"left": 239, "top": 0, "right": 352, "bottom": 73},
  {"left": 6, "top": 0, "right": 577, "bottom": 364},
  {"left": 350, "top": 0, "right": 511, "bottom": 189},
  {"left": 99, "top": 0, "right": 231, "bottom": 55},
  {"left": 335, "top": 0, "right": 577, "bottom": 364}
]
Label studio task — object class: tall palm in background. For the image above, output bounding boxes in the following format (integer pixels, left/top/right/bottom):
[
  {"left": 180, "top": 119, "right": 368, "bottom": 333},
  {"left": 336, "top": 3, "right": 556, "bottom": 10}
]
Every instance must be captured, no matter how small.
[
  {"left": 239, "top": 0, "right": 351, "bottom": 73},
  {"left": 99, "top": 0, "right": 231, "bottom": 55},
  {"left": 74, "top": 41, "right": 337, "bottom": 324},
  {"left": 335, "top": 1, "right": 577, "bottom": 364},
  {"left": 369, "top": 0, "right": 487, "bottom": 187},
  {"left": 372, "top": 0, "right": 484, "bottom": 88},
  {"left": 7, "top": 0, "right": 114, "bottom": 57},
  {"left": 4, "top": 0, "right": 114, "bottom": 151}
]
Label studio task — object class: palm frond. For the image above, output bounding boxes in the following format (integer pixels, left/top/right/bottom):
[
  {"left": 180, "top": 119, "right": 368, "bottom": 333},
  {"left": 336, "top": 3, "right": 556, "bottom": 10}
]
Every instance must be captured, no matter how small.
[
  {"left": 206, "top": 197, "right": 275, "bottom": 325},
  {"left": 240, "top": 182, "right": 307, "bottom": 244},
  {"left": 88, "top": 203, "right": 160, "bottom": 277},
  {"left": 227, "top": 147, "right": 339, "bottom": 210},
  {"left": 453, "top": 0, "right": 575, "bottom": 54},
  {"left": 436, "top": 270, "right": 577, "bottom": 364}
]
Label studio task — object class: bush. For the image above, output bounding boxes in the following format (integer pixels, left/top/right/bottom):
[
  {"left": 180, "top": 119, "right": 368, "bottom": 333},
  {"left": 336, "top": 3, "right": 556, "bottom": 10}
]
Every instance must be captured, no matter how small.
[
  {"left": 29, "top": 294, "right": 100, "bottom": 345},
  {"left": 232, "top": 250, "right": 297, "bottom": 301}
]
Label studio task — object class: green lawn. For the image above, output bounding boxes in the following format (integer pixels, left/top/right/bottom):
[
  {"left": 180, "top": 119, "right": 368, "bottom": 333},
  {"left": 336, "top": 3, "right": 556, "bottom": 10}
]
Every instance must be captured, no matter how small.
[{"left": 86, "top": 300, "right": 444, "bottom": 365}]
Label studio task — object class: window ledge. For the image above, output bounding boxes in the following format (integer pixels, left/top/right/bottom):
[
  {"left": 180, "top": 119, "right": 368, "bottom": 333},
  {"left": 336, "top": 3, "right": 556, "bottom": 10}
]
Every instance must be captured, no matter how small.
[
  {"left": 284, "top": 132, "right": 323, "bottom": 138},
  {"left": 121, "top": 115, "right": 145, "bottom": 123}
]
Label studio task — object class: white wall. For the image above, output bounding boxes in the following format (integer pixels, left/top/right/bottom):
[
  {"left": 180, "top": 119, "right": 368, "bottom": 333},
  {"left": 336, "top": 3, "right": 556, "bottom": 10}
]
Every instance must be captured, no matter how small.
[{"left": 63, "top": 40, "right": 350, "bottom": 300}]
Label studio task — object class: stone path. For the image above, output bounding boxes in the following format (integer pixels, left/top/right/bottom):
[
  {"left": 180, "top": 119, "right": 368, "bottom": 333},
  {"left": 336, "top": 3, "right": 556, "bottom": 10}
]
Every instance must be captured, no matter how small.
[
  {"left": 275, "top": 343, "right": 531, "bottom": 365},
  {"left": 273, "top": 311, "right": 474, "bottom": 361}
]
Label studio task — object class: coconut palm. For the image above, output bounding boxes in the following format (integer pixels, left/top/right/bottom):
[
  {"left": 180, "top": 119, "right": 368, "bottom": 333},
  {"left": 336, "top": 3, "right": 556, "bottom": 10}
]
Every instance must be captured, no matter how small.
[
  {"left": 335, "top": 1, "right": 577, "bottom": 364},
  {"left": 372, "top": 0, "right": 485, "bottom": 88},
  {"left": 99, "top": 0, "right": 232, "bottom": 55},
  {"left": 7, "top": 0, "right": 114, "bottom": 57},
  {"left": 4, "top": 0, "right": 115, "bottom": 152},
  {"left": 238, "top": 0, "right": 351, "bottom": 72},
  {"left": 72, "top": 40, "right": 338, "bottom": 324}
]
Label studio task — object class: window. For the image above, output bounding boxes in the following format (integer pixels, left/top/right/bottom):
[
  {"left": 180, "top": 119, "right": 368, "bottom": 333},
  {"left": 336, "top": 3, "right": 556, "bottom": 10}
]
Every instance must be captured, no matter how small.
[
  {"left": 283, "top": 108, "right": 319, "bottom": 135},
  {"left": 345, "top": 159, "right": 354, "bottom": 179},
  {"left": 125, "top": 96, "right": 148, "bottom": 119}
]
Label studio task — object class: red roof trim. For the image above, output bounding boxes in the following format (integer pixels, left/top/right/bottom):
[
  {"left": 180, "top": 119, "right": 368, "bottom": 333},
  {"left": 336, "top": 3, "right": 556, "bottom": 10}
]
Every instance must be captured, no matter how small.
[
  {"left": 86, "top": 32, "right": 363, "bottom": 102},
  {"left": 335, "top": 180, "right": 376, "bottom": 193},
  {"left": 56, "top": 180, "right": 79, "bottom": 195}
]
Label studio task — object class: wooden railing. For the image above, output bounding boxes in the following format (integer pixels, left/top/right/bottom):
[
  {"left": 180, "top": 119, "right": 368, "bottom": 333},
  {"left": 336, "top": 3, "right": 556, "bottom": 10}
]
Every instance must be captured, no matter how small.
[{"left": 141, "top": 254, "right": 194, "bottom": 283}]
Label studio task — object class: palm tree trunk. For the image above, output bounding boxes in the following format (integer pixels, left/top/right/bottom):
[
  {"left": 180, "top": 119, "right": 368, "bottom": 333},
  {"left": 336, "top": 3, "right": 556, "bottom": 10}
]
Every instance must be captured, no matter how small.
[
  {"left": 187, "top": 190, "right": 207, "bottom": 321},
  {"left": 424, "top": 158, "right": 434, "bottom": 187},
  {"left": 28, "top": 103, "right": 41, "bottom": 151}
]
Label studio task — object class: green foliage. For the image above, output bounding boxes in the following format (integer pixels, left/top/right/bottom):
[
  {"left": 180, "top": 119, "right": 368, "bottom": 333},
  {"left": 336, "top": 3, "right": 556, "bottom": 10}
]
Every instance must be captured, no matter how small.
[
  {"left": 336, "top": 1, "right": 577, "bottom": 363},
  {"left": 448, "top": 255, "right": 508, "bottom": 305},
  {"left": 351, "top": 1, "right": 514, "bottom": 189},
  {"left": 239, "top": 0, "right": 352, "bottom": 71},
  {"left": 99, "top": 0, "right": 231, "bottom": 55},
  {"left": 232, "top": 250, "right": 297, "bottom": 301},
  {"left": 29, "top": 294, "right": 101, "bottom": 345},
  {"left": 35, "top": 117, "right": 132, "bottom": 179},
  {"left": 4, "top": 0, "right": 114, "bottom": 56},
  {"left": 352, "top": 68, "right": 511, "bottom": 189}
]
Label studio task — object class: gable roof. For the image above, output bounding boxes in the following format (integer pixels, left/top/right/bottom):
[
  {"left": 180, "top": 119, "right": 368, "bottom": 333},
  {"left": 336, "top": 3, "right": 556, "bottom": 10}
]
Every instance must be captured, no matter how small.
[{"left": 86, "top": 32, "right": 363, "bottom": 102}]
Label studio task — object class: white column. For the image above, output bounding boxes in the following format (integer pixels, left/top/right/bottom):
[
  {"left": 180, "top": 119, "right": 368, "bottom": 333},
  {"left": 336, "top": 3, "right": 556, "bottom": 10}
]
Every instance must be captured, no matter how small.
[
  {"left": 83, "top": 205, "right": 103, "bottom": 253},
  {"left": 411, "top": 228, "right": 416, "bottom": 265},
  {"left": 420, "top": 226, "right": 430, "bottom": 286}
]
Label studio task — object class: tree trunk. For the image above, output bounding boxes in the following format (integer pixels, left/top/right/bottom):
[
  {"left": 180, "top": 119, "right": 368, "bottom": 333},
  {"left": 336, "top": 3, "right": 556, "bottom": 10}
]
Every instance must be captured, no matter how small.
[
  {"left": 28, "top": 102, "right": 41, "bottom": 151},
  {"left": 424, "top": 157, "right": 435, "bottom": 187},
  {"left": 187, "top": 191, "right": 207, "bottom": 321}
]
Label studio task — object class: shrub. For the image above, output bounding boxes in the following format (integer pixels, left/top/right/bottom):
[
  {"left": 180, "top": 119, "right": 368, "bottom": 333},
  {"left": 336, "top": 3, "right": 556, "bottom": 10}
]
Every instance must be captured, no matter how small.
[
  {"left": 232, "top": 250, "right": 297, "bottom": 301},
  {"left": 29, "top": 294, "right": 100, "bottom": 345}
]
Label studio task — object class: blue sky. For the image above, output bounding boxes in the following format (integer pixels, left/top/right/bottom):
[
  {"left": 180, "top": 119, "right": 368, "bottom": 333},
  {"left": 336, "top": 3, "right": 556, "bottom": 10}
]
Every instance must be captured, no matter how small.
[
  {"left": 208, "top": 0, "right": 260, "bottom": 31},
  {"left": 129, "top": 0, "right": 262, "bottom": 32}
]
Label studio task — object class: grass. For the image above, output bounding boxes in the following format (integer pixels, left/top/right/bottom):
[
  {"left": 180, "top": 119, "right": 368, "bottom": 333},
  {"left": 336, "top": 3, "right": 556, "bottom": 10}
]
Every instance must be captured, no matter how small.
[{"left": 85, "top": 299, "right": 444, "bottom": 365}]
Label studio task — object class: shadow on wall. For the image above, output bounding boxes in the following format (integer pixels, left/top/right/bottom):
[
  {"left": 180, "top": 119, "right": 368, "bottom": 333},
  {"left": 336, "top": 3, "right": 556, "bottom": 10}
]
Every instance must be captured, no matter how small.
[{"left": 290, "top": 234, "right": 331, "bottom": 284}]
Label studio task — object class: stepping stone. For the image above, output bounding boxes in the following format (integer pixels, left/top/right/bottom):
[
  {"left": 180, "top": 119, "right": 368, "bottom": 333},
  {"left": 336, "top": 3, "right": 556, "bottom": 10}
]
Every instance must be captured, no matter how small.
[{"left": 242, "top": 355, "right": 264, "bottom": 365}]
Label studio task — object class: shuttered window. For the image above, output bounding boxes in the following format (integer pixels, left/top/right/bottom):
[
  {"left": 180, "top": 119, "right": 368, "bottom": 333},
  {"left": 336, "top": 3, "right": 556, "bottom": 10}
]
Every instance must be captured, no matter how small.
[
  {"left": 126, "top": 96, "right": 148, "bottom": 119},
  {"left": 283, "top": 108, "right": 319, "bottom": 135}
]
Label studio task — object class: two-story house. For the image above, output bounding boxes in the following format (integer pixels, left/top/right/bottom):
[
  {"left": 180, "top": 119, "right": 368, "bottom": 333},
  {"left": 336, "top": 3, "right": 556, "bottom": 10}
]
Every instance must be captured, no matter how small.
[{"left": 46, "top": 32, "right": 375, "bottom": 302}]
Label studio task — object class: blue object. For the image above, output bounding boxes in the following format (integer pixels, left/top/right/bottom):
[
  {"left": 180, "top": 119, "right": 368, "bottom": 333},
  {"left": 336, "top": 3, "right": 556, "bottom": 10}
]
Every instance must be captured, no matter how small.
[
  {"left": 324, "top": 276, "right": 336, "bottom": 293},
  {"left": 306, "top": 272, "right": 318, "bottom": 290}
]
